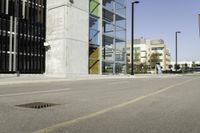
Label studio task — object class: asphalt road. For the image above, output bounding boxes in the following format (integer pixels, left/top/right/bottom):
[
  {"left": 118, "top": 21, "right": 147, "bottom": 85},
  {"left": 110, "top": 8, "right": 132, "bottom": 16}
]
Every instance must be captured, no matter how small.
[{"left": 0, "top": 75, "right": 200, "bottom": 133}]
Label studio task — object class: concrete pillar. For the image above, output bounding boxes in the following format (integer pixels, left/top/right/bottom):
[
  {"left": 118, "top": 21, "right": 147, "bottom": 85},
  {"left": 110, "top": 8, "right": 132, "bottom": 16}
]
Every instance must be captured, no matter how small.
[{"left": 46, "top": 0, "right": 89, "bottom": 76}]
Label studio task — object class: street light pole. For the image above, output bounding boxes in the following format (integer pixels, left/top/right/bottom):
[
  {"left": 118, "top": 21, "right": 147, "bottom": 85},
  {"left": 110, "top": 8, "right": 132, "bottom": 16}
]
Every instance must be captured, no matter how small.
[
  {"left": 175, "top": 31, "right": 181, "bottom": 72},
  {"left": 131, "top": 1, "right": 139, "bottom": 75}
]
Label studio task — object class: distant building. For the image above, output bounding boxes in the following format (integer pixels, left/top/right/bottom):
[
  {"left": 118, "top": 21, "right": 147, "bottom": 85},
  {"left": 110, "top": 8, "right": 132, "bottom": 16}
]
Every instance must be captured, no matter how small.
[
  {"left": 127, "top": 38, "right": 148, "bottom": 66},
  {"left": 171, "top": 61, "right": 200, "bottom": 70},
  {"left": 127, "top": 38, "right": 171, "bottom": 71},
  {"left": 150, "top": 39, "right": 171, "bottom": 70}
]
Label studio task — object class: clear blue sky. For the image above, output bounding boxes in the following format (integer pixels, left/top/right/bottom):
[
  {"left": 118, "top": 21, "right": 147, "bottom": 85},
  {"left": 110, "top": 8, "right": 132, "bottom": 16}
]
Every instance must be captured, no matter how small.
[{"left": 126, "top": 0, "right": 200, "bottom": 61}]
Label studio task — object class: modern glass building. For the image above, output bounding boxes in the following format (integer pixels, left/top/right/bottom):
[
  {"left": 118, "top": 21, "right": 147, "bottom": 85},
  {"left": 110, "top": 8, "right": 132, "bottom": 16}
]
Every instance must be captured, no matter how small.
[
  {"left": 0, "top": 0, "right": 127, "bottom": 75},
  {"left": 0, "top": 0, "right": 46, "bottom": 74},
  {"left": 89, "top": 0, "right": 127, "bottom": 74}
]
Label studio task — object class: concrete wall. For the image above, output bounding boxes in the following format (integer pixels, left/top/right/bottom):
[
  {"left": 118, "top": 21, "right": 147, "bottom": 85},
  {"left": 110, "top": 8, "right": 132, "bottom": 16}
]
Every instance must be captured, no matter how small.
[{"left": 46, "top": 0, "right": 89, "bottom": 76}]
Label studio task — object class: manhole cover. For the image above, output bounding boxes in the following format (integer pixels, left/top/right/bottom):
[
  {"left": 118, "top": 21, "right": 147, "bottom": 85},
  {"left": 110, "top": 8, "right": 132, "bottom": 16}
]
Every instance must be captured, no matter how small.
[{"left": 16, "top": 102, "right": 59, "bottom": 109}]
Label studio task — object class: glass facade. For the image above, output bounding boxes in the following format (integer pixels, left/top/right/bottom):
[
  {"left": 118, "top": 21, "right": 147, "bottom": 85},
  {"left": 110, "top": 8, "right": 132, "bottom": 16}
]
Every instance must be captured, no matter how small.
[
  {"left": 0, "top": 0, "right": 46, "bottom": 74},
  {"left": 89, "top": 0, "right": 127, "bottom": 75},
  {"left": 102, "top": 0, "right": 126, "bottom": 74},
  {"left": 89, "top": 0, "right": 100, "bottom": 74}
]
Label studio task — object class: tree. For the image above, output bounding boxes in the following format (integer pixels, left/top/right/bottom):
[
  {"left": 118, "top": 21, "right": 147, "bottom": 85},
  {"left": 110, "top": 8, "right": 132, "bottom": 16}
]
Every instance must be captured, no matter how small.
[
  {"left": 134, "top": 50, "right": 140, "bottom": 64},
  {"left": 192, "top": 61, "right": 196, "bottom": 68},
  {"left": 168, "top": 64, "right": 173, "bottom": 70},
  {"left": 149, "top": 53, "right": 160, "bottom": 69},
  {"left": 192, "top": 61, "right": 197, "bottom": 71}
]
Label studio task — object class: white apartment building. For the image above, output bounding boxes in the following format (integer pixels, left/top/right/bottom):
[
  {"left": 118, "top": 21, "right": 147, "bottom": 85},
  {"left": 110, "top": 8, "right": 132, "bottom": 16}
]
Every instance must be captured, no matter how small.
[
  {"left": 149, "top": 39, "right": 171, "bottom": 70},
  {"left": 127, "top": 38, "right": 148, "bottom": 64},
  {"left": 127, "top": 38, "right": 171, "bottom": 71}
]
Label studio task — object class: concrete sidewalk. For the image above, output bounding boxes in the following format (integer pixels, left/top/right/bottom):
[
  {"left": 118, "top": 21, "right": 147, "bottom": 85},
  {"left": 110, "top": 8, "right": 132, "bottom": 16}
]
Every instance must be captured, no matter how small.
[
  {"left": 0, "top": 74, "right": 131, "bottom": 86},
  {"left": 0, "top": 74, "right": 180, "bottom": 86}
]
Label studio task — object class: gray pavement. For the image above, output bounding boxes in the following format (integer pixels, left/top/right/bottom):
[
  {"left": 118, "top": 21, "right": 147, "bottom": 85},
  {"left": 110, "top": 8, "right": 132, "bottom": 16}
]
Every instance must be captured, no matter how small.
[{"left": 0, "top": 74, "right": 200, "bottom": 133}]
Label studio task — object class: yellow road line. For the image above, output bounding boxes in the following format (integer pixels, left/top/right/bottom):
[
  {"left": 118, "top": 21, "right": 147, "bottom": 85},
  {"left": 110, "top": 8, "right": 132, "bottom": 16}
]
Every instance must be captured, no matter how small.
[
  {"left": 33, "top": 77, "right": 199, "bottom": 133},
  {"left": 109, "top": 81, "right": 129, "bottom": 85}
]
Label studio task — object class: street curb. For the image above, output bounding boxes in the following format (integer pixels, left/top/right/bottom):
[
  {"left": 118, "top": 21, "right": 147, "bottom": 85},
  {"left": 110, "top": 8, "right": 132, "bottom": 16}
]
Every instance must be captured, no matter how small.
[
  {"left": 0, "top": 74, "right": 182, "bottom": 86},
  {"left": 0, "top": 76, "right": 135, "bottom": 86}
]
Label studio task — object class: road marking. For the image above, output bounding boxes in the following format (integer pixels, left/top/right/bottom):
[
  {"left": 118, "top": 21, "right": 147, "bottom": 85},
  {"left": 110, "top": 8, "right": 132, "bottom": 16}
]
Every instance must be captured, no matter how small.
[
  {"left": 109, "top": 81, "right": 129, "bottom": 85},
  {"left": 33, "top": 77, "right": 199, "bottom": 133},
  {"left": 0, "top": 88, "right": 71, "bottom": 97}
]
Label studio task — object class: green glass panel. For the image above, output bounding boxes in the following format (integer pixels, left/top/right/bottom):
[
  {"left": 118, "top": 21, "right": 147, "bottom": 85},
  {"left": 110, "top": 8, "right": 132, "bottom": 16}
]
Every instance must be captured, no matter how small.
[
  {"left": 90, "top": 0, "right": 99, "bottom": 17},
  {"left": 89, "top": 47, "right": 100, "bottom": 74}
]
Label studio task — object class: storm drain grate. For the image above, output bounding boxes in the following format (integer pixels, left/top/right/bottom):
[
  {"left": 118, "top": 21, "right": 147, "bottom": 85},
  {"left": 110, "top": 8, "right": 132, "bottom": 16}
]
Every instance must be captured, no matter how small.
[{"left": 16, "top": 102, "right": 59, "bottom": 109}]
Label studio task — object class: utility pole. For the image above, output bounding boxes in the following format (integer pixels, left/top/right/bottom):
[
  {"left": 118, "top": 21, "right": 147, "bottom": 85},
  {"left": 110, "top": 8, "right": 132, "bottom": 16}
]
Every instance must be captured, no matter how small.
[
  {"left": 131, "top": 1, "right": 139, "bottom": 75},
  {"left": 175, "top": 31, "right": 181, "bottom": 72}
]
